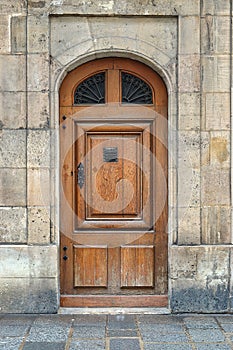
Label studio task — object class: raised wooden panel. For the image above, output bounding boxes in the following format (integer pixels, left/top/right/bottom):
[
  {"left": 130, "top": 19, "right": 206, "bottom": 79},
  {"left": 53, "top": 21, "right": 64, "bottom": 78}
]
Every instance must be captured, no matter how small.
[
  {"left": 73, "top": 246, "right": 108, "bottom": 287},
  {"left": 120, "top": 246, "right": 154, "bottom": 287}
]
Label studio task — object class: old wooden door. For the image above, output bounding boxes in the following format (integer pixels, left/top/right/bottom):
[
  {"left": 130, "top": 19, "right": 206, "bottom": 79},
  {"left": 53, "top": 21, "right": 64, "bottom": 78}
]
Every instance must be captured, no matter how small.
[{"left": 60, "top": 58, "right": 168, "bottom": 307}]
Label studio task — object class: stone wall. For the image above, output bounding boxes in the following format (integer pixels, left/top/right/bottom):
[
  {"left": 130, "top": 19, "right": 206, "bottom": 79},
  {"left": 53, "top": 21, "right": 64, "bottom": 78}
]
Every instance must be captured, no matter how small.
[{"left": 0, "top": 0, "right": 232, "bottom": 313}]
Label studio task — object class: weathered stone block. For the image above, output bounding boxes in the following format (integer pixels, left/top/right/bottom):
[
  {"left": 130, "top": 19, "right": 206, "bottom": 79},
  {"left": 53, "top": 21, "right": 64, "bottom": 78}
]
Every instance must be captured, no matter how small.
[
  {"left": 0, "top": 16, "right": 10, "bottom": 53},
  {"left": 170, "top": 246, "right": 230, "bottom": 312},
  {"left": 178, "top": 207, "right": 200, "bottom": 245},
  {"left": 178, "top": 168, "right": 200, "bottom": 207},
  {"left": 11, "top": 16, "right": 26, "bottom": 53},
  {"left": 201, "top": 0, "right": 230, "bottom": 16},
  {"left": 202, "top": 206, "right": 231, "bottom": 244},
  {"left": 0, "top": 207, "right": 27, "bottom": 243},
  {"left": 0, "top": 55, "right": 26, "bottom": 91},
  {"left": 204, "top": 93, "right": 230, "bottom": 130},
  {"left": 27, "top": 130, "right": 50, "bottom": 167},
  {"left": 179, "top": 93, "right": 200, "bottom": 131},
  {"left": 0, "top": 1, "right": 26, "bottom": 14},
  {"left": 209, "top": 131, "right": 230, "bottom": 168},
  {"left": 179, "top": 55, "right": 200, "bottom": 92},
  {"left": 201, "top": 16, "right": 230, "bottom": 55},
  {"left": 178, "top": 131, "right": 200, "bottom": 169},
  {"left": 28, "top": 92, "right": 49, "bottom": 128},
  {"left": 27, "top": 168, "right": 50, "bottom": 206},
  {"left": 201, "top": 166, "right": 230, "bottom": 205},
  {"left": 27, "top": 15, "right": 49, "bottom": 53},
  {"left": 0, "top": 130, "right": 26, "bottom": 167},
  {"left": 0, "top": 92, "right": 26, "bottom": 129},
  {"left": 27, "top": 54, "right": 49, "bottom": 91},
  {"left": 202, "top": 56, "right": 230, "bottom": 93},
  {"left": 0, "top": 278, "right": 58, "bottom": 313},
  {"left": 28, "top": 206, "right": 50, "bottom": 244},
  {"left": 180, "top": 16, "right": 200, "bottom": 55},
  {"left": 0, "top": 168, "right": 26, "bottom": 206},
  {"left": 0, "top": 245, "right": 57, "bottom": 278}
]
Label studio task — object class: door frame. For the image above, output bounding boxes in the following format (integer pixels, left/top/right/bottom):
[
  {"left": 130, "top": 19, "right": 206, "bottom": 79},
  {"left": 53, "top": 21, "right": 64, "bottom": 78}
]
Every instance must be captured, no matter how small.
[{"left": 55, "top": 54, "right": 172, "bottom": 309}]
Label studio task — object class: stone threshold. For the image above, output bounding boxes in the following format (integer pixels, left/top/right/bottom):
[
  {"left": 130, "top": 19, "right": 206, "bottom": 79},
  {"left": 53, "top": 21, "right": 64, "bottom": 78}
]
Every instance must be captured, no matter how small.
[{"left": 58, "top": 307, "right": 170, "bottom": 314}]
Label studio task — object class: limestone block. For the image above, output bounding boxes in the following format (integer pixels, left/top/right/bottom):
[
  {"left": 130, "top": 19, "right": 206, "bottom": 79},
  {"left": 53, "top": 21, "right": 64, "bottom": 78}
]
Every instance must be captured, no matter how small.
[
  {"left": 178, "top": 207, "right": 201, "bottom": 245},
  {"left": 179, "top": 93, "right": 200, "bottom": 131},
  {"left": 170, "top": 246, "right": 230, "bottom": 312},
  {"left": 11, "top": 16, "right": 26, "bottom": 53},
  {"left": 27, "top": 168, "right": 50, "bottom": 206},
  {"left": 28, "top": 206, "right": 50, "bottom": 244},
  {"left": 27, "top": 54, "right": 49, "bottom": 91},
  {"left": 0, "top": 16, "right": 10, "bottom": 53},
  {"left": 204, "top": 93, "right": 230, "bottom": 130},
  {"left": 202, "top": 206, "right": 231, "bottom": 244},
  {"left": 0, "top": 130, "right": 26, "bottom": 167},
  {"left": 201, "top": 0, "right": 230, "bottom": 16},
  {"left": 0, "top": 1, "right": 26, "bottom": 14},
  {"left": 0, "top": 55, "right": 26, "bottom": 91},
  {"left": 27, "top": 130, "right": 50, "bottom": 167},
  {"left": 180, "top": 16, "right": 200, "bottom": 55},
  {"left": 49, "top": 0, "right": 200, "bottom": 16},
  {"left": 0, "top": 245, "right": 57, "bottom": 278},
  {"left": 179, "top": 55, "right": 200, "bottom": 92},
  {"left": 201, "top": 166, "right": 230, "bottom": 205},
  {"left": 178, "top": 168, "right": 200, "bottom": 207},
  {"left": 0, "top": 92, "right": 26, "bottom": 129},
  {"left": 0, "top": 207, "right": 27, "bottom": 243},
  {"left": 27, "top": 15, "right": 49, "bottom": 53},
  {"left": 178, "top": 131, "right": 200, "bottom": 169},
  {"left": 209, "top": 131, "right": 230, "bottom": 169},
  {"left": 0, "top": 278, "right": 58, "bottom": 313},
  {"left": 0, "top": 168, "right": 26, "bottom": 206},
  {"left": 202, "top": 56, "right": 230, "bottom": 93},
  {"left": 28, "top": 92, "right": 49, "bottom": 128},
  {"left": 201, "top": 16, "right": 230, "bottom": 55}
]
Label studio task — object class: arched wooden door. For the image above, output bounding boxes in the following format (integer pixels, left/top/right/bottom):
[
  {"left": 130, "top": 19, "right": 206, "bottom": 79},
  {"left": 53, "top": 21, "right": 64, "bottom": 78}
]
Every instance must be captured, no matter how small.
[{"left": 60, "top": 58, "right": 168, "bottom": 307}]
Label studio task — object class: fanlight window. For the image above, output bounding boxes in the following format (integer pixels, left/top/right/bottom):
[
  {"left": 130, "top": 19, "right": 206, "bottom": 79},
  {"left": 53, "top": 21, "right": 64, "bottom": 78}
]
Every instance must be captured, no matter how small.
[
  {"left": 73, "top": 71, "right": 153, "bottom": 105},
  {"left": 121, "top": 72, "right": 153, "bottom": 104},
  {"left": 74, "top": 72, "right": 105, "bottom": 105}
]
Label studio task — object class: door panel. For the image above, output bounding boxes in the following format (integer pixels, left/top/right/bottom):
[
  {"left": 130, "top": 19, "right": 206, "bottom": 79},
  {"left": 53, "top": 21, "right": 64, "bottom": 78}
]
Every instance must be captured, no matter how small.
[{"left": 60, "top": 58, "right": 168, "bottom": 306}]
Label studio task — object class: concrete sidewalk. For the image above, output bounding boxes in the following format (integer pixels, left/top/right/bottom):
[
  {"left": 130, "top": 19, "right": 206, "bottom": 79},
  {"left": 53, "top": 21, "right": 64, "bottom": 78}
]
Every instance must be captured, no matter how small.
[{"left": 0, "top": 313, "right": 233, "bottom": 349}]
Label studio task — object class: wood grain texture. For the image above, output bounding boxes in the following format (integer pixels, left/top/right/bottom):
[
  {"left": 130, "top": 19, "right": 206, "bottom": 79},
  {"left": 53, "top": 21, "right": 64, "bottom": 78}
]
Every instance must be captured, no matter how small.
[{"left": 60, "top": 295, "right": 168, "bottom": 307}]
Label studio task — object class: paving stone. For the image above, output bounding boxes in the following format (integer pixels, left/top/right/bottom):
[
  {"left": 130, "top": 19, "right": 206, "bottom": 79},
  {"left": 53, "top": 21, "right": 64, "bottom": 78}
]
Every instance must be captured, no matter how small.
[
  {"left": 188, "top": 329, "right": 225, "bottom": 342},
  {"left": 183, "top": 317, "right": 219, "bottom": 329},
  {"left": 34, "top": 315, "right": 74, "bottom": 326},
  {"left": 139, "top": 324, "right": 185, "bottom": 333},
  {"left": 0, "top": 338, "right": 23, "bottom": 350},
  {"left": 27, "top": 325, "right": 70, "bottom": 342},
  {"left": 108, "top": 315, "right": 136, "bottom": 329},
  {"left": 72, "top": 326, "right": 106, "bottom": 339},
  {"left": 195, "top": 344, "right": 232, "bottom": 350},
  {"left": 137, "top": 315, "right": 183, "bottom": 324},
  {"left": 144, "top": 344, "right": 193, "bottom": 350},
  {"left": 110, "top": 338, "right": 140, "bottom": 350},
  {"left": 218, "top": 323, "right": 233, "bottom": 333},
  {"left": 69, "top": 339, "right": 105, "bottom": 350},
  {"left": 0, "top": 325, "right": 29, "bottom": 337},
  {"left": 23, "top": 342, "right": 66, "bottom": 350},
  {"left": 141, "top": 330, "right": 188, "bottom": 342},
  {"left": 73, "top": 315, "right": 107, "bottom": 326},
  {"left": 108, "top": 329, "right": 138, "bottom": 337},
  {"left": 216, "top": 316, "right": 233, "bottom": 323},
  {"left": 1, "top": 314, "right": 35, "bottom": 325}
]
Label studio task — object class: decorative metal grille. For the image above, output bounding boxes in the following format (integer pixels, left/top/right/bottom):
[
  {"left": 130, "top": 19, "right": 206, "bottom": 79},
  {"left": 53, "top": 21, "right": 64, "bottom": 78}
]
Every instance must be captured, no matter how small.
[
  {"left": 122, "top": 72, "right": 153, "bottom": 104},
  {"left": 74, "top": 72, "right": 105, "bottom": 105}
]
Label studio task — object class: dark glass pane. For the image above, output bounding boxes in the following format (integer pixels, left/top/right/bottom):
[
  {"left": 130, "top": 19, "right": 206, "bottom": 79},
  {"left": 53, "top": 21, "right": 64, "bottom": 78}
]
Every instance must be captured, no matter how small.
[
  {"left": 122, "top": 72, "right": 153, "bottom": 104},
  {"left": 74, "top": 72, "right": 105, "bottom": 105}
]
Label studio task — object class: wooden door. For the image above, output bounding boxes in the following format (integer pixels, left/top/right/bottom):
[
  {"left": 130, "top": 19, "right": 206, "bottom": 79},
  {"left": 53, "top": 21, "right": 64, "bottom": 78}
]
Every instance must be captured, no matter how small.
[{"left": 60, "top": 58, "right": 168, "bottom": 307}]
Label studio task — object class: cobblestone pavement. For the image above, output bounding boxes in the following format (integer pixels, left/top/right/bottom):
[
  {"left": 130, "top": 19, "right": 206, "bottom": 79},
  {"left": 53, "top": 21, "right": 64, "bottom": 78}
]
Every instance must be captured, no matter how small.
[{"left": 1, "top": 313, "right": 233, "bottom": 349}]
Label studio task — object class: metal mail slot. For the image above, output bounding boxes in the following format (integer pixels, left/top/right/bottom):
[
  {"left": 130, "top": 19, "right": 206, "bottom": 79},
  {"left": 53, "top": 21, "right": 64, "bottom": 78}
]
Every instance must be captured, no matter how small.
[{"left": 103, "top": 147, "right": 118, "bottom": 162}]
